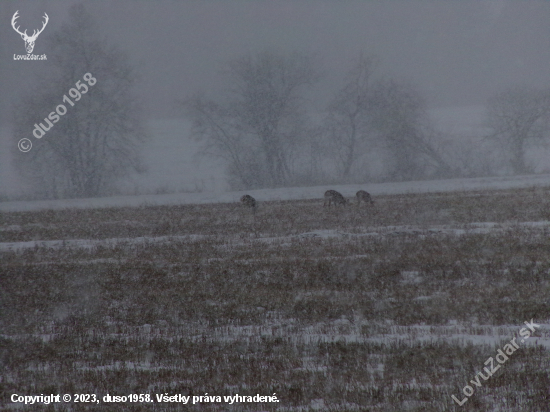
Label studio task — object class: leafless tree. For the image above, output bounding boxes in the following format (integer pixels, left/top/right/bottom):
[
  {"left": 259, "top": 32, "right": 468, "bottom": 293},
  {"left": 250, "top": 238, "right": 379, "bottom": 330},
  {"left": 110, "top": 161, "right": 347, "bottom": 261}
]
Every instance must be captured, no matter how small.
[
  {"left": 369, "top": 79, "right": 450, "bottom": 180},
  {"left": 486, "top": 86, "right": 550, "bottom": 174},
  {"left": 12, "top": 4, "right": 146, "bottom": 199},
  {"left": 184, "top": 50, "right": 319, "bottom": 189},
  {"left": 324, "top": 54, "right": 378, "bottom": 180}
]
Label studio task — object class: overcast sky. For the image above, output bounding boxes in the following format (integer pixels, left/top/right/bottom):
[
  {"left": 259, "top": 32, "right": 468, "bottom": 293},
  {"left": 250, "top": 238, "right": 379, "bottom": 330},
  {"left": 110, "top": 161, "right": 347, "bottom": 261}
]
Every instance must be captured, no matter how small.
[{"left": 2, "top": 0, "right": 550, "bottom": 120}]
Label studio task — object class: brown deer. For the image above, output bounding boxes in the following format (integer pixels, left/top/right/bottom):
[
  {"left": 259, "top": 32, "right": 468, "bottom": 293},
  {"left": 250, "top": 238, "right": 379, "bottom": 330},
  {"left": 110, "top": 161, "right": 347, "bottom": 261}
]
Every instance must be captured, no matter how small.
[
  {"left": 240, "top": 194, "right": 257, "bottom": 213},
  {"left": 356, "top": 190, "right": 374, "bottom": 206},
  {"left": 324, "top": 190, "right": 348, "bottom": 207}
]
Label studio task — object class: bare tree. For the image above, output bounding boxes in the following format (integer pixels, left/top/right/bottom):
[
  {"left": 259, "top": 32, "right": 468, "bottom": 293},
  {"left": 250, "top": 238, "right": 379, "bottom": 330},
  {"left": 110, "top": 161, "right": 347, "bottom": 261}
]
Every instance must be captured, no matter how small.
[
  {"left": 184, "top": 50, "right": 318, "bottom": 189},
  {"left": 325, "top": 54, "right": 377, "bottom": 180},
  {"left": 12, "top": 4, "right": 146, "bottom": 199},
  {"left": 486, "top": 86, "right": 550, "bottom": 174},
  {"left": 184, "top": 94, "right": 264, "bottom": 189},
  {"left": 369, "top": 79, "right": 450, "bottom": 180}
]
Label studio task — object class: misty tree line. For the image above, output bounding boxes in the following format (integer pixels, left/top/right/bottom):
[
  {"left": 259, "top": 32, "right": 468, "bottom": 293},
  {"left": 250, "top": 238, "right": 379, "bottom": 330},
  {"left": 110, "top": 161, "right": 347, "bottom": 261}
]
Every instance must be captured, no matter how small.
[
  {"left": 12, "top": 4, "right": 550, "bottom": 199},
  {"left": 184, "top": 52, "right": 550, "bottom": 190},
  {"left": 184, "top": 52, "right": 446, "bottom": 189}
]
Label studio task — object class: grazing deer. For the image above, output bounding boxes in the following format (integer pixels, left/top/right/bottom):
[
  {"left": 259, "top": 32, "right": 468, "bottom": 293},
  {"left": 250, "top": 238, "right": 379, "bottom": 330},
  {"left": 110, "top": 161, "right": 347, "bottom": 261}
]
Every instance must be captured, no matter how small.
[
  {"left": 240, "top": 194, "right": 257, "bottom": 213},
  {"left": 324, "top": 190, "right": 348, "bottom": 207},
  {"left": 356, "top": 190, "right": 374, "bottom": 206}
]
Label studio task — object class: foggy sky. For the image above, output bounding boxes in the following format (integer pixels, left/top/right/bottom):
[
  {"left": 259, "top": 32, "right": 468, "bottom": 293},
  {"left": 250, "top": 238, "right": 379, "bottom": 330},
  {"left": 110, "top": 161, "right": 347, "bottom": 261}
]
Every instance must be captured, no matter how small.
[{"left": 2, "top": 0, "right": 550, "bottom": 119}]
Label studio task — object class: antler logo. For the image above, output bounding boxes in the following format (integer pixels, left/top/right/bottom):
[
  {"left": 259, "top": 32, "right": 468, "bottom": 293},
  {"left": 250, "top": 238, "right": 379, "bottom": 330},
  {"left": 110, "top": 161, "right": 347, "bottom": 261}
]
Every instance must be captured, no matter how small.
[{"left": 11, "top": 10, "right": 49, "bottom": 54}]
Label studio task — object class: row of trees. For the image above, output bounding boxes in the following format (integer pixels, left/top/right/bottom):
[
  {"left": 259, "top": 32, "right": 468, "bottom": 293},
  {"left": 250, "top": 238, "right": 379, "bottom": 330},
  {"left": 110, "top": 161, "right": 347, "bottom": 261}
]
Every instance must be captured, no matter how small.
[
  {"left": 12, "top": 5, "right": 550, "bottom": 198},
  {"left": 184, "top": 51, "right": 550, "bottom": 190},
  {"left": 183, "top": 53, "right": 449, "bottom": 189}
]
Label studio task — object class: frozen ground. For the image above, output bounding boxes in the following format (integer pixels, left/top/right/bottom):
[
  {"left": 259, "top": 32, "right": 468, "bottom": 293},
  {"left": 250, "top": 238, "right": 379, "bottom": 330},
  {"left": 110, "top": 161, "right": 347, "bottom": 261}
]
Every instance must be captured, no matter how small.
[
  {"left": 2, "top": 107, "right": 550, "bottom": 409},
  {"left": 2, "top": 184, "right": 550, "bottom": 410},
  {"left": 2, "top": 220, "right": 550, "bottom": 253}
]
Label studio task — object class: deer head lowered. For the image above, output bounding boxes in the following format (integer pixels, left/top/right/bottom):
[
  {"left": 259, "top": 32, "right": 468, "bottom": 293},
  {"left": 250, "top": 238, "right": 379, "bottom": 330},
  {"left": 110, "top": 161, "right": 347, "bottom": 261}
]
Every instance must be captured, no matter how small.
[{"left": 12, "top": 10, "right": 49, "bottom": 54}]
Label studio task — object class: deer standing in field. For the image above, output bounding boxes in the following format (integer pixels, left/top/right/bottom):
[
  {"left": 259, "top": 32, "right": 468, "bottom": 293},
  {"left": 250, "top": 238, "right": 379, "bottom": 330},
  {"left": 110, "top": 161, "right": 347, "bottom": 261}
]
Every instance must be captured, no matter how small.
[
  {"left": 324, "top": 190, "right": 348, "bottom": 207},
  {"left": 240, "top": 194, "right": 257, "bottom": 214},
  {"left": 356, "top": 190, "right": 374, "bottom": 206}
]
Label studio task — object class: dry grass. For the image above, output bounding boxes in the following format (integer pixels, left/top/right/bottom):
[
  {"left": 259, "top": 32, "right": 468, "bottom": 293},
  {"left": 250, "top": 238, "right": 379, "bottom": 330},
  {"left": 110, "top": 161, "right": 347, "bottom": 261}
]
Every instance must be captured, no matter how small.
[{"left": 2, "top": 186, "right": 550, "bottom": 411}]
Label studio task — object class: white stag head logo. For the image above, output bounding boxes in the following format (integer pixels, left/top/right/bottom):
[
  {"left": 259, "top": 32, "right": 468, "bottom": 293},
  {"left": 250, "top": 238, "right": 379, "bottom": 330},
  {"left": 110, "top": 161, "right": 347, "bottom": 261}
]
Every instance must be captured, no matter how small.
[{"left": 11, "top": 10, "right": 49, "bottom": 54}]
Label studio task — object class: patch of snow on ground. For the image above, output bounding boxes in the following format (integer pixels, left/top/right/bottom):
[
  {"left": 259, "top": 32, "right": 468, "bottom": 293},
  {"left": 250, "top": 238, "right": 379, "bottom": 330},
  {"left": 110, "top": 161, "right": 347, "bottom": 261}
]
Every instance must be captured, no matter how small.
[
  {"left": 2, "top": 173, "right": 550, "bottom": 212},
  {"left": 2, "top": 221, "right": 549, "bottom": 252}
]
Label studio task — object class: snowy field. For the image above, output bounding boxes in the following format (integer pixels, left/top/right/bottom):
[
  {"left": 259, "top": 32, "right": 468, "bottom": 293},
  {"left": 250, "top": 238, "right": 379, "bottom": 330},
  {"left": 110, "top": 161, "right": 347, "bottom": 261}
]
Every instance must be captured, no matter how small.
[
  {"left": 2, "top": 179, "right": 550, "bottom": 411},
  {"left": 3, "top": 172, "right": 550, "bottom": 213}
]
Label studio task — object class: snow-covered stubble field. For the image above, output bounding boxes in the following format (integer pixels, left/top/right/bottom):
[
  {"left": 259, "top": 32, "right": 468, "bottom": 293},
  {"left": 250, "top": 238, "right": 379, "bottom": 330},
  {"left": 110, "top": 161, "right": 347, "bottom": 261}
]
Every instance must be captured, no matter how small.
[{"left": 2, "top": 184, "right": 550, "bottom": 411}]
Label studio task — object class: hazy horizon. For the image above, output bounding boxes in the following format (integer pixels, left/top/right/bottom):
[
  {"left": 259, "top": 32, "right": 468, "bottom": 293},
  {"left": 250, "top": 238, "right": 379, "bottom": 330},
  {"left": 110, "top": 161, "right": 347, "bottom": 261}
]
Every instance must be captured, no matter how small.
[{"left": 2, "top": 0, "right": 550, "bottom": 199}]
